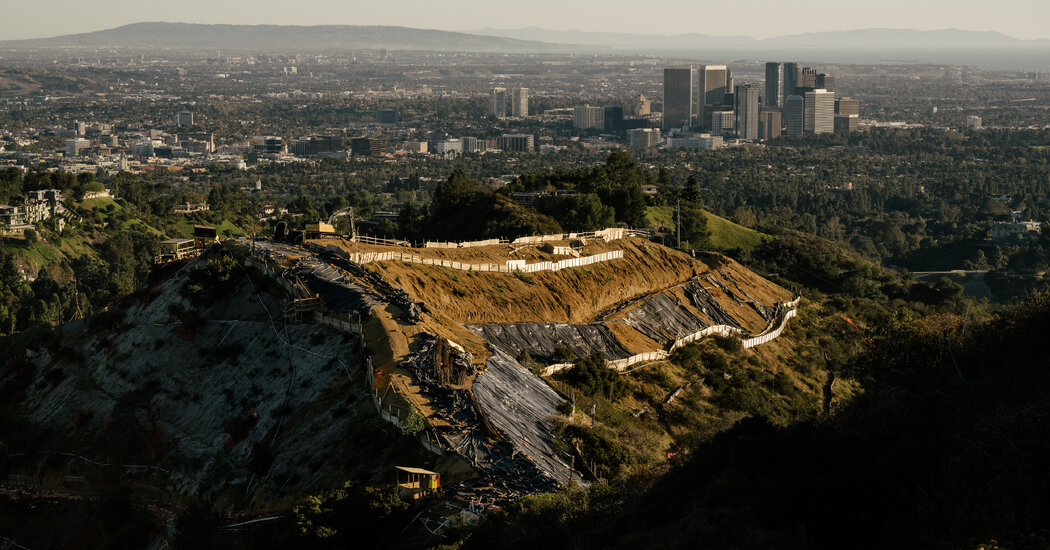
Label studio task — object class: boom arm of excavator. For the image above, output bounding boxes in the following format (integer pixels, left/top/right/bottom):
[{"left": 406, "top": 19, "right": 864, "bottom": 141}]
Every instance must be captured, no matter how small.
[{"left": 327, "top": 208, "right": 356, "bottom": 239}]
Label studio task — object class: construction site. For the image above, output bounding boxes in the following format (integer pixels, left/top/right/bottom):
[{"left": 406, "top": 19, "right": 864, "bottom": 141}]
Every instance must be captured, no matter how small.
[
  {"left": 0, "top": 220, "right": 829, "bottom": 548},
  {"left": 238, "top": 227, "right": 801, "bottom": 501}
]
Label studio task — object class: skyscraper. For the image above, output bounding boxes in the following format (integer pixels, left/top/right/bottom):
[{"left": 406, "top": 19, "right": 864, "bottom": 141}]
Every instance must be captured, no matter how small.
[
  {"left": 735, "top": 83, "right": 761, "bottom": 140},
  {"left": 816, "top": 73, "right": 836, "bottom": 93},
  {"left": 804, "top": 89, "right": 835, "bottom": 134},
  {"left": 711, "top": 111, "right": 735, "bottom": 136},
  {"left": 799, "top": 67, "right": 818, "bottom": 90},
  {"left": 699, "top": 65, "right": 728, "bottom": 103},
  {"left": 633, "top": 94, "right": 651, "bottom": 116},
  {"left": 491, "top": 88, "right": 508, "bottom": 117},
  {"left": 784, "top": 95, "right": 804, "bottom": 135},
  {"left": 765, "top": 62, "right": 782, "bottom": 108},
  {"left": 603, "top": 106, "right": 625, "bottom": 133},
  {"left": 835, "top": 97, "right": 860, "bottom": 116},
  {"left": 512, "top": 87, "right": 529, "bottom": 117},
  {"left": 698, "top": 65, "right": 731, "bottom": 130},
  {"left": 783, "top": 63, "right": 800, "bottom": 97},
  {"left": 573, "top": 105, "right": 605, "bottom": 130},
  {"left": 759, "top": 109, "right": 782, "bottom": 140},
  {"left": 663, "top": 67, "right": 697, "bottom": 131},
  {"left": 177, "top": 111, "right": 193, "bottom": 127}
]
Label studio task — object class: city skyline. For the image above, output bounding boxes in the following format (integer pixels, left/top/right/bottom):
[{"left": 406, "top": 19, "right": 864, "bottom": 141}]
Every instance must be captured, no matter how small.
[{"left": 2, "top": 0, "right": 1050, "bottom": 42}]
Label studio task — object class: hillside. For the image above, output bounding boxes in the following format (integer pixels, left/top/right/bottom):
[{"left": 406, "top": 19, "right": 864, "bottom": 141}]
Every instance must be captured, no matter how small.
[
  {"left": 0, "top": 22, "right": 577, "bottom": 53},
  {"left": 644, "top": 206, "right": 768, "bottom": 252},
  {"left": 458, "top": 291, "right": 1050, "bottom": 550}
]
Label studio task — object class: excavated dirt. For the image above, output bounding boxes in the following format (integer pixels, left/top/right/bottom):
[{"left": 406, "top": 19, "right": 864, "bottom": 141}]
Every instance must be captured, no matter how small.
[{"left": 351, "top": 238, "right": 785, "bottom": 326}]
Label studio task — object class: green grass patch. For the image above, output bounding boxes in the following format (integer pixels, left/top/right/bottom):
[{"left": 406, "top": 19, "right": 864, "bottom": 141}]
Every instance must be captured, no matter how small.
[{"left": 645, "top": 206, "right": 768, "bottom": 252}]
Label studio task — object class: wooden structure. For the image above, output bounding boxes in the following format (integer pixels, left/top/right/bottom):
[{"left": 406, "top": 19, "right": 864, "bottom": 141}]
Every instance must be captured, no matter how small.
[
  {"left": 154, "top": 238, "right": 198, "bottom": 264},
  {"left": 193, "top": 224, "right": 218, "bottom": 248},
  {"left": 395, "top": 466, "right": 440, "bottom": 500}
]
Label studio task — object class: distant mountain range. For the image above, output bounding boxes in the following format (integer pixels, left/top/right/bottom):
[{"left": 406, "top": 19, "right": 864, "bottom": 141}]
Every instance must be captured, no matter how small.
[
  {"left": 0, "top": 22, "right": 575, "bottom": 53},
  {"left": 2, "top": 23, "right": 1048, "bottom": 54},
  {"left": 475, "top": 26, "right": 1050, "bottom": 49}
]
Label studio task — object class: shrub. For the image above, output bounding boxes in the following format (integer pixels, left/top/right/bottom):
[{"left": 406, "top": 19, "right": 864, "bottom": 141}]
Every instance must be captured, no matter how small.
[
  {"left": 553, "top": 346, "right": 576, "bottom": 363},
  {"left": 565, "top": 353, "right": 629, "bottom": 400}
]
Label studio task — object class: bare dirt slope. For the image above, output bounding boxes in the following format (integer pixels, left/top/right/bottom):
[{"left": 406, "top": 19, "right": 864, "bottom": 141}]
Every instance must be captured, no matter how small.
[{"left": 346, "top": 237, "right": 791, "bottom": 330}]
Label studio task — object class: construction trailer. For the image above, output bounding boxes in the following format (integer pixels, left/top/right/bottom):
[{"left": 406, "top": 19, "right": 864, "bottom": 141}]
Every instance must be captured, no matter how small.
[
  {"left": 154, "top": 238, "right": 198, "bottom": 264},
  {"left": 395, "top": 466, "right": 440, "bottom": 501}
]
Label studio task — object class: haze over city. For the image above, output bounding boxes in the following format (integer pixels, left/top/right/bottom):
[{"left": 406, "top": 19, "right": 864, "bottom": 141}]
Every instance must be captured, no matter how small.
[{"left": 2, "top": 0, "right": 1049, "bottom": 41}]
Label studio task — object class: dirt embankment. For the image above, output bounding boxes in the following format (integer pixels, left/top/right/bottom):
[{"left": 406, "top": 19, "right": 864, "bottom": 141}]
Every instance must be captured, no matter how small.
[{"left": 358, "top": 238, "right": 791, "bottom": 332}]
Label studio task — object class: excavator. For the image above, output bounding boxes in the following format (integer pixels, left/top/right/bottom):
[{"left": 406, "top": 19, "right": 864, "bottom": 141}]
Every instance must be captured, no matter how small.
[{"left": 305, "top": 207, "right": 355, "bottom": 239}]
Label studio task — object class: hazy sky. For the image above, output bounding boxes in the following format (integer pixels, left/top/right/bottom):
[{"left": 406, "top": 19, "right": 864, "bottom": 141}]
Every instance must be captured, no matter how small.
[{"left": 2, "top": 0, "right": 1049, "bottom": 41}]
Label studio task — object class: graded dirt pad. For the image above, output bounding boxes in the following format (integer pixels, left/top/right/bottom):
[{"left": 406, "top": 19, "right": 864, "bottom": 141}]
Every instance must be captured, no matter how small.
[{"left": 353, "top": 238, "right": 714, "bottom": 325}]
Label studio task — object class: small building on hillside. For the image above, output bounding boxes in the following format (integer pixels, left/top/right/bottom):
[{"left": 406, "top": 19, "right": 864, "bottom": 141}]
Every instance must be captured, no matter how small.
[{"left": 395, "top": 466, "right": 440, "bottom": 501}]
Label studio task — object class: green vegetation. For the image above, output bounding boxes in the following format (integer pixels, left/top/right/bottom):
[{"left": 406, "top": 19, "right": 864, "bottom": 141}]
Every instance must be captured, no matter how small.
[
  {"left": 456, "top": 289, "right": 1050, "bottom": 550},
  {"left": 562, "top": 353, "right": 629, "bottom": 401}
]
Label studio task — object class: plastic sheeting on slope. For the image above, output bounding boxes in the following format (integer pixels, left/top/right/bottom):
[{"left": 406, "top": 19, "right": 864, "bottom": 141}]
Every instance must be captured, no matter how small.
[
  {"left": 619, "top": 292, "right": 709, "bottom": 346},
  {"left": 683, "top": 279, "right": 745, "bottom": 329},
  {"left": 472, "top": 347, "right": 584, "bottom": 488},
  {"left": 289, "top": 259, "right": 383, "bottom": 314},
  {"left": 466, "top": 322, "right": 632, "bottom": 363}
]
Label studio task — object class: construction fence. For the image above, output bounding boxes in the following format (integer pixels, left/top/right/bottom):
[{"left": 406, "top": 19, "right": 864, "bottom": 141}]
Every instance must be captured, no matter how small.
[
  {"left": 326, "top": 244, "right": 625, "bottom": 274},
  {"left": 408, "top": 227, "right": 651, "bottom": 250},
  {"left": 541, "top": 296, "right": 802, "bottom": 377}
]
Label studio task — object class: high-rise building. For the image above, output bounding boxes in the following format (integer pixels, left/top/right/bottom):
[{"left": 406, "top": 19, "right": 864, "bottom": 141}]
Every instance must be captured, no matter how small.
[
  {"left": 799, "top": 67, "right": 818, "bottom": 90},
  {"left": 783, "top": 63, "right": 800, "bottom": 97},
  {"left": 251, "top": 136, "right": 286, "bottom": 155},
  {"left": 491, "top": 87, "right": 508, "bottom": 117},
  {"left": 573, "top": 105, "right": 605, "bottom": 130},
  {"left": 967, "top": 115, "right": 983, "bottom": 129},
  {"left": 834, "top": 115, "right": 859, "bottom": 133},
  {"left": 784, "top": 95, "right": 804, "bottom": 135},
  {"left": 711, "top": 111, "right": 735, "bottom": 136},
  {"left": 804, "top": 89, "right": 835, "bottom": 134},
  {"left": 350, "top": 136, "right": 382, "bottom": 157},
  {"left": 735, "top": 83, "right": 761, "bottom": 140},
  {"left": 294, "top": 136, "right": 341, "bottom": 157},
  {"left": 177, "top": 111, "right": 194, "bottom": 127},
  {"left": 698, "top": 65, "right": 729, "bottom": 129},
  {"left": 816, "top": 73, "right": 836, "bottom": 93},
  {"left": 512, "top": 87, "right": 529, "bottom": 117},
  {"left": 499, "top": 134, "right": 534, "bottom": 152},
  {"left": 72, "top": 120, "right": 87, "bottom": 136},
  {"left": 633, "top": 94, "right": 651, "bottom": 116},
  {"left": 65, "top": 138, "right": 91, "bottom": 157},
  {"left": 835, "top": 97, "right": 860, "bottom": 116},
  {"left": 765, "top": 62, "right": 782, "bottom": 108},
  {"left": 434, "top": 138, "right": 463, "bottom": 155},
  {"left": 461, "top": 136, "right": 479, "bottom": 152},
  {"left": 627, "top": 128, "right": 661, "bottom": 150},
  {"left": 759, "top": 109, "right": 782, "bottom": 140},
  {"left": 376, "top": 109, "right": 399, "bottom": 124},
  {"left": 604, "top": 106, "right": 625, "bottom": 133},
  {"left": 663, "top": 67, "right": 697, "bottom": 131}
]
